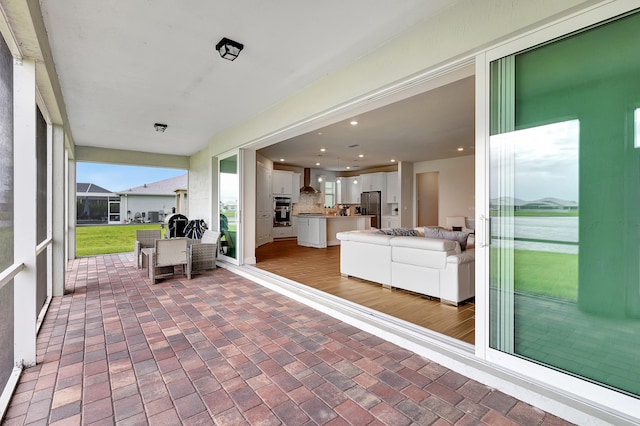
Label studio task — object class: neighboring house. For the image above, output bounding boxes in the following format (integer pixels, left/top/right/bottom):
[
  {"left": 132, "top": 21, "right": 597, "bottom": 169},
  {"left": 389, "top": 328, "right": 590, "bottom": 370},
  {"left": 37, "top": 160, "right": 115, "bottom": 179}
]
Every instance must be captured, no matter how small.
[
  {"left": 118, "top": 173, "right": 187, "bottom": 223},
  {"left": 76, "top": 183, "right": 118, "bottom": 224}
]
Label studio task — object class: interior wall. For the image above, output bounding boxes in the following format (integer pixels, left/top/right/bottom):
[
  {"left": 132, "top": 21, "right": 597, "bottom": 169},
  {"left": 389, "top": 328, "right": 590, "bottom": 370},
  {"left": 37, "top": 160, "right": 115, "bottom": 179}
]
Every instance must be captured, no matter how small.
[{"left": 413, "top": 155, "right": 474, "bottom": 228}]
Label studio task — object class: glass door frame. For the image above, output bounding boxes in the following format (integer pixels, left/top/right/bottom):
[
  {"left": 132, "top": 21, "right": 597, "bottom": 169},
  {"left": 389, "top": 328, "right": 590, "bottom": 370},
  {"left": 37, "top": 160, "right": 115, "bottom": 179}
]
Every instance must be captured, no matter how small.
[
  {"left": 217, "top": 149, "right": 242, "bottom": 265},
  {"left": 475, "top": 1, "right": 640, "bottom": 417}
]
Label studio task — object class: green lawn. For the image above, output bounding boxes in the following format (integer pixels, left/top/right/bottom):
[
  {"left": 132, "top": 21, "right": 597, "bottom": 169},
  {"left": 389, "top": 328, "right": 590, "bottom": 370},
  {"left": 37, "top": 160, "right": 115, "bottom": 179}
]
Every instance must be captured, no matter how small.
[
  {"left": 514, "top": 249, "right": 578, "bottom": 300},
  {"left": 76, "top": 224, "right": 164, "bottom": 257}
]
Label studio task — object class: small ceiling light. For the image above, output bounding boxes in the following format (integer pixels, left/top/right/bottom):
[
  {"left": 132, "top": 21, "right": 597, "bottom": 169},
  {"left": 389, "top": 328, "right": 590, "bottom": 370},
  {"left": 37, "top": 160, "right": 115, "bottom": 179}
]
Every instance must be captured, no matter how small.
[
  {"left": 353, "top": 179, "right": 358, "bottom": 184},
  {"left": 279, "top": 158, "right": 285, "bottom": 162},
  {"left": 317, "top": 176, "right": 323, "bottom": 182},
  {"left": 350, "top": 120, "right": 358, "bottom": 126},
  {"left": 346, "top": 166, "right": 351, "bottom": 169},
  {"left": 457, "top": 147, "right": 464, "bottom": 151},
  {"left": 315, "top": 162, "right": 320, "bottom": 166},
  {"left": 216, "top": 37, "right": 244, "bottom": 61},
  {"left": 320, "top": 148, "right": 326, "bottom": 152},
  {"left": 358, "top": 154, "right": 364, "bottom": 158},
  {"left": 154, "top": 123, "right": 167, "bottom": 132},
  {"left": 390, "top": 159, "right": 396, "bottom": 163}
]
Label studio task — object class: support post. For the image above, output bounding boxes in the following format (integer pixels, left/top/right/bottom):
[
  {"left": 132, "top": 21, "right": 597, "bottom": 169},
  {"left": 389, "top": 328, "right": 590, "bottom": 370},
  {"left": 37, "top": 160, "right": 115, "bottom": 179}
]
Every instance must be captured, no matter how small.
[{"left": 13, "top": 57, "right": 37, "bottom": 367}]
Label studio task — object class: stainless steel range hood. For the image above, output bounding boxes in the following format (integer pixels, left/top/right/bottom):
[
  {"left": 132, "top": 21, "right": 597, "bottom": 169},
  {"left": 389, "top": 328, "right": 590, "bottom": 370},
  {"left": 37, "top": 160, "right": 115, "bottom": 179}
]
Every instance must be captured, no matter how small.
[{"left": 300, "top": 168, "right": 319, "bottom": 193}]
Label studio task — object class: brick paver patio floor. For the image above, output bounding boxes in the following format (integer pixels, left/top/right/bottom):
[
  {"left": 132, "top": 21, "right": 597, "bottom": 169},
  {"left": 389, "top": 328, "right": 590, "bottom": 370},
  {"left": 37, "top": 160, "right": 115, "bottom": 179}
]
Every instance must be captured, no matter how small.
[{"left": 2, "top": 254, "right": 573, "bottom": 425}]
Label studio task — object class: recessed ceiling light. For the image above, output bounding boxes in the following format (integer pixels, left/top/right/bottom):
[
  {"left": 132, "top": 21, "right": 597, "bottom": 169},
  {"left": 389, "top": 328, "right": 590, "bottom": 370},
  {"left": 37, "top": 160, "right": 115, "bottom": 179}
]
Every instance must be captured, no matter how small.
[
  {"left": 350, "top": 120, "right": 358, "bottom": 126},
  {"left": 346, "top": 166, "right": 351, "bottom": 169},
  {"left": 320, "top": 148, "right": 326, "bottom": 152},
  {"left": 279, "top": 158, "right": 285, "bottom": 162},
  {"left": 457, "top": 147, "right": 464, "bottom": 151},
  {"left": 317, "top": 132, "right": 323, "bottom": 135},
  {"left": 315, "top": 162, "right": 320, "bottom": 166},
  {"left": 358, "top": 154, "right": 364, "bottom": 158},
  {"left": 390, "top": 159, "right": 396, "bottom": 163}
]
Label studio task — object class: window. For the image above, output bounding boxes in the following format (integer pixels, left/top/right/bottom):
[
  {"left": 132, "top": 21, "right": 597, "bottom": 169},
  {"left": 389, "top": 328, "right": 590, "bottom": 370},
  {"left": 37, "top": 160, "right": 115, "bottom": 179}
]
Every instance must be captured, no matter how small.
[
  {"left": 0, "top": 32, "right": 14, "bottom": 395},
  {"left": 324, "top": 181, "right": 335, "bottom": 207},
  {"left": 489, "top": 11, "right": 640, "bottom": 397}
]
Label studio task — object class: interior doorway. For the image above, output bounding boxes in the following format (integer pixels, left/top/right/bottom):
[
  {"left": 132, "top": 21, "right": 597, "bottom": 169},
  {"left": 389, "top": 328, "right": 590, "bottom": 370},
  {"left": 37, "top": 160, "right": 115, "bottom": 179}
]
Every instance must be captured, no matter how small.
[{"left": 417, "top": 172, "right": 439, "bottom": 226}]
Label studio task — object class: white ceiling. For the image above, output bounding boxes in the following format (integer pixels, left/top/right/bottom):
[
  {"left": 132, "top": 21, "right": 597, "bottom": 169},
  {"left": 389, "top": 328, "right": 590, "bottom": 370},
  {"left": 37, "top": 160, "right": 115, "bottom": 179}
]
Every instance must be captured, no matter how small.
[
  {"left": 39, "top": 0, "right": 463, "bottom": 160},
  {"left": 258, "top": 75, "right": 475, "bottom": 171}
]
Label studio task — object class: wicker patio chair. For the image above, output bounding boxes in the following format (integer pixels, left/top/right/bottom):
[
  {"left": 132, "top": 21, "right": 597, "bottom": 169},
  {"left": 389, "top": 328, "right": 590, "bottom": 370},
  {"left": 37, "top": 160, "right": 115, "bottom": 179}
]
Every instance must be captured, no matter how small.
[
  {"left": 149, "top": 237, "right": 189, "bottom": 284},
  {"left": 188, "top": 230, "right": 220, "bottom": 277},
  {"left": 134, "top": 229, "right": 161, "bottom": 268}
]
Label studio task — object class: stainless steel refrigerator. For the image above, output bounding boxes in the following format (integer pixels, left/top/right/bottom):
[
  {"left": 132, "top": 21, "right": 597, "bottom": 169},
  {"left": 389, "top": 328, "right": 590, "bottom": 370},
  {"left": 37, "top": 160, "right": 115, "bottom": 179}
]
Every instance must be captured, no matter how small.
[{"left": 360, "top": 191, "right": 381, "bottom": 228}]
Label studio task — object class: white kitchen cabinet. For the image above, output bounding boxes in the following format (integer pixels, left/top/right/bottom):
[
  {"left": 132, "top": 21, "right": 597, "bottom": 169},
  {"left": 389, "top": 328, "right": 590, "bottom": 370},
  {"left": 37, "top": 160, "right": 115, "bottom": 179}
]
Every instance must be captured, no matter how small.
[
  {"left": 272, "top": 170, "right": 293, "bottom": 195},
  {"left": 296, "top": 216, "right": 326, "bottom": 248},
  {"left": 360, "top": 172, "right": 386, "bottom": 192},
  {"left": 336, "top": 178, "right": 346, "bottom": 204},
  {"left": 381, "top": 215, "right": 401, "bottom": 229},
  {"left": 291, "top": 172, "right": 301, "bottom": 202},
  {"left": 272, "top": 226, "right": 293, "bottom": 238},
  {"left": 386, "top": 171, "right": 399, "bottom": 203},
  {"left": 348, "top": 176, "right": 361, "bottom": 204}
]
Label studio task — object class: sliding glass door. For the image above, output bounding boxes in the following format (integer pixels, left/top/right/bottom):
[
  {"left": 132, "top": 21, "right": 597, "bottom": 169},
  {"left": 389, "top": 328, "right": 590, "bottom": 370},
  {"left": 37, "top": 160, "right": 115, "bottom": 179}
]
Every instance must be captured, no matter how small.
[
  {"left": 218, "top": 151, "right": 242, "bottom": 265},
  {"left": 487, "top": 10, "right": 640, "bottom": 398}
]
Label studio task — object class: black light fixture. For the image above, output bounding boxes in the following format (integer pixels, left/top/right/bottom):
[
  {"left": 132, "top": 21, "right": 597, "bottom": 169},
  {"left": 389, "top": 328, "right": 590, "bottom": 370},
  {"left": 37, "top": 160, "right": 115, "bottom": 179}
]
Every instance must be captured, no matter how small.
[
  {"left": 154, "top": 123, "right": 167, "bottom": 132},
  {"left": 216, "top": 37, "right": 244, "bottom": 61}
]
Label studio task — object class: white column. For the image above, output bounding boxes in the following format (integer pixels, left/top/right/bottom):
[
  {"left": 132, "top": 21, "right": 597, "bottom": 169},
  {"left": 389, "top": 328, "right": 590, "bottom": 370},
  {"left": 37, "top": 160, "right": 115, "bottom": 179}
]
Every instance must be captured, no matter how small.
[
  {"left": 46, "top": 124, "right": 53, "bottom": 299},
  {"left": 13, "top": 57, "right": 37, "bottom": 367},
  {"left": 52, "top": 124, "right": 65, "bottom": 296},
  {"left": 67, "top": 157, "right": 76, "bottom": 260}
]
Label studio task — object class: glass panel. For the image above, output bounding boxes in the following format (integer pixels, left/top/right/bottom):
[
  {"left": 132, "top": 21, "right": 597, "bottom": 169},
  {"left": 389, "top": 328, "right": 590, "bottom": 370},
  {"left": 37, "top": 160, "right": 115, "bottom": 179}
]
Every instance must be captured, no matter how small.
[
  {"left": 36, "top": 108, "right": 46, "bottom": 244},
  {"left": 36, "top": 108, "right": 47, "bottom": 313},
  {"left": 219, "top": 154, "right": 238, "bottom": 261},
  {"left": 0, "top": 29, "right": 14, "bottom": 392},
  {"left": 490, "top": 11, "right": 640, "bottom": 397},
  {"left": 635, "top": 108, "right": 640, "bottom": 148}
]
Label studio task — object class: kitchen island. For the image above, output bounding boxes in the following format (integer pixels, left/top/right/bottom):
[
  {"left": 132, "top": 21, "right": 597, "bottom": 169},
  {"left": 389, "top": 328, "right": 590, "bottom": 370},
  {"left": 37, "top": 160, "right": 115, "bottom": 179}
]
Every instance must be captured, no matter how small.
[{"left": 295, "top": 214, "right": 372, "bottom": 248}]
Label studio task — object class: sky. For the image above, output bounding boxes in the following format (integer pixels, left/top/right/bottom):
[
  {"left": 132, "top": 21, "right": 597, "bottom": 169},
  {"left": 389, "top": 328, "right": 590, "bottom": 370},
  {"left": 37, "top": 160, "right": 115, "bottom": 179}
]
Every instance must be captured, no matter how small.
[
  {"left": 76, "top": 163, "right": 186, "bottom": 192},
  {"left": 490, "top": 119, "right": 580, "bottom": 202}
]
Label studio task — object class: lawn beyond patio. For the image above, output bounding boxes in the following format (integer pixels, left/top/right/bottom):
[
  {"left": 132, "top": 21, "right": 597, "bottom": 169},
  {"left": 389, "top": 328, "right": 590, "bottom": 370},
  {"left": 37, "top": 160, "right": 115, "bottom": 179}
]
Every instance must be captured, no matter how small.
[{"left": 76, "top": 224, "right": 164, "bottom": 257}]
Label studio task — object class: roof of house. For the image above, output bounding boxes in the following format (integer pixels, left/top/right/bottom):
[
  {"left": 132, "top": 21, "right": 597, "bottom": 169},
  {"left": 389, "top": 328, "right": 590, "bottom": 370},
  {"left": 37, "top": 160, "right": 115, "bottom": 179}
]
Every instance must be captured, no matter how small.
[
  {"left": 76, "top": 183, "right": 117, "bottom": 198},
  {"left": 491, "top": 196, "right": 578, "bottom": 208},
  {"left": 118, "top": 173, "right": 187, "bottom": 196}
]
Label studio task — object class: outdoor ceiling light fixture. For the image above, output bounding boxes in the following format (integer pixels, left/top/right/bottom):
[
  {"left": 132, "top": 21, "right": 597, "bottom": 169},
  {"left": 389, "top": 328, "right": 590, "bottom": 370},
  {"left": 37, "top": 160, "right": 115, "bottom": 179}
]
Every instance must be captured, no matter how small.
[
  {"left": 216, "top": 37, "right": 244, "bottom": 61},
  {"left": 154, "top": 123, "right": 167, "bottom": 132}
]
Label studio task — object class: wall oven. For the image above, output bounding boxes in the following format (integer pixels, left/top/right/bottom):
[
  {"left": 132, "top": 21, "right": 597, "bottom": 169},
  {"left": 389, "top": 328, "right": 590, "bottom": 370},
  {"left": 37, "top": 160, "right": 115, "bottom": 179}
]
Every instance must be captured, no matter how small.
[{"left": 273, "top": 196, "right": 292, "bottom": 227}]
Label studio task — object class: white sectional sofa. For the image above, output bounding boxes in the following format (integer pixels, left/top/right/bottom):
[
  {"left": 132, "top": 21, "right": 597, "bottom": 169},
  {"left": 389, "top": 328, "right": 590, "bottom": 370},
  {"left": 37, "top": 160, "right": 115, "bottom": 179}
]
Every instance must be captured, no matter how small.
[{"left": 336, "top": 229, "right": 475, "bottom": 305}]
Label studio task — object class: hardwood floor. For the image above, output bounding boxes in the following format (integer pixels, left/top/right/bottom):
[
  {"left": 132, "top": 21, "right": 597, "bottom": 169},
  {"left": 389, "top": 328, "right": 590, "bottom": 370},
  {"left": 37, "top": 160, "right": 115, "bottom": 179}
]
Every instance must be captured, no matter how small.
[{"left": 254, "top": 239, "right": 475, "bottom": 344}]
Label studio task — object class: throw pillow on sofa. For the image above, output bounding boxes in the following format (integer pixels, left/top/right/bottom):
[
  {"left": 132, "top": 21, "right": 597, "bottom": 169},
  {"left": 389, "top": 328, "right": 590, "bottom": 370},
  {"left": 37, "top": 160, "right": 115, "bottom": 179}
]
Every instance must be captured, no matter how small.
[
  {"left": 378, "top": 227, "right": 419, "bottom": 236},
  {"left": 424, "top": 227, "right": 470, "bottom": 250}
]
